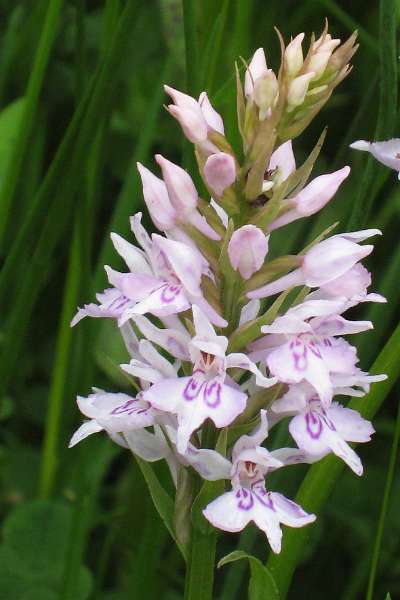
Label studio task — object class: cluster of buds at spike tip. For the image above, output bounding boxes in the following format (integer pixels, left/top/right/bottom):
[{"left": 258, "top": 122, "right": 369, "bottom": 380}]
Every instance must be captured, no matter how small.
[{"left": 69, "top": 22, "right": 386, "bottom": 557}]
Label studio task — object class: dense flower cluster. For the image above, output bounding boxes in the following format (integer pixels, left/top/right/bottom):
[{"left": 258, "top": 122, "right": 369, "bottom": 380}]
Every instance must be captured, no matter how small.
[{"left": 70, "top": 27, "right": 386, "bottom": 554}]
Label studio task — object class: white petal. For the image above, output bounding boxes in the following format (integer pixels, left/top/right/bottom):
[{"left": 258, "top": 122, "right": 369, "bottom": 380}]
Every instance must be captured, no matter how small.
[{"left": 68, "top": 420, "right": 103, "bottom": 447}]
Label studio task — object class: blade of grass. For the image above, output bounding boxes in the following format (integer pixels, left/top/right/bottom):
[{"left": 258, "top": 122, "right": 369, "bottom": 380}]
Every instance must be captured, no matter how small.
[
  {"left": 202, "top": 0, "right": 230, "bottom": 94},
  {"left": 182, "top": 0, "right": 199, "bottom": 94},
  {"left": 266, "top": 318, "right": 400, "bottom": 598},
  {"left": 94, "top": 51, "right": 174, "bottom": 289},
  {"left": 347, "top": 0, "right": 398, "bottom": 230},
  {"left": 366, "top": 393, "right": 400, "bottom": 600},
  {"left": 312, "top": 0, "right": 379, "bottom": 55},
  {"left": 0, "top": 1, "right": 141, "bottom": 399},
  {"left": 0, "top": 0, "right": 64, "bottom": 249}
]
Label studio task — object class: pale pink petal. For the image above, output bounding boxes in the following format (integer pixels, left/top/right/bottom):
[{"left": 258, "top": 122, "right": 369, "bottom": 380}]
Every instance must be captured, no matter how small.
[
  {"left": 269, "top": 140, "right": 296, "bottom": 182},
  {"left": 203, "top": 489, "right": 253, "bottom": 532},
  {"left": 268, "top": 491, "right": 316, "bottom": 528},
  {"left": 245, "top": 48, "right": 268, "bottom": 97},
  {"left": 132, "top": 314, "right": 190, "bottom": 360},
  {"left": 76, "top": 392, "right": 154, "bottom": 432},
  {"left": 225, "top": 352, "right": 277, "bottom": 387},
  {"left": 303, "top": 237, "right": 373, "bottom": 287},
  {"left": 198, "top": 91, "right": 224, "bottom": 134},
  {"left": 350, "top": 138, "right": 400, "bottom": 173},
  {"left": 137, "top": 162, "right": 177, "bottom": 231},
  {"left": 191, "top": 304, "right": 228, "bottom": 358},
  {"left": 68, "top": 420, "right": 103, "bottom": 447},
  {"left": 124, "top": 426, "right": 171, "bottom": 461},
  {"left": 239, "top": 299, "right": 260, "bottom": 325},
  {"left": 155, "top": 154, "right": 198, "bottom": 214},
  {"left": 204, "top": 152, "right": 236, "bottom": 196},
  {"left": 126, "top": 283, "right": 190, "bottom": 319},
  {"left": 110, "top": 232, "right": 151, "bottom": 274},
  {"left": 189, "top": 294, "right": 228, "bottom": 328},
  {"left": 291, "top": 166, "right": 350, "bottom": 217},
  {"left": 105, "top": 267, "right": 162, "bottom": 301},
  {"left": 153, "top": 235, "right": 206, "bottom": 296},
  {"left": 327, "top": 402, "right": 374, "bottom": 443},
  {"left": 228, "top": 225, "right": 269, "bottom": 279}
]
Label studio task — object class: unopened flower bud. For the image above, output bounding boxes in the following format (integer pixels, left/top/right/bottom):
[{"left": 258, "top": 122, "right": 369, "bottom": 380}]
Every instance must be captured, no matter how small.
[
  {"left": 228, "top": 225, "right": 269, "bottom": 279},
  {"left": 204, "top": 153, "right": 236, "bottom": 196},
  {"left": 137, "top": 162, "right": 177, "bottom": 231},
  {"left": 155, "top": 154, "right": 198, "bottom": 214},
  {"left": 155, "top": 154, "right": 220, "bottom": 241},
  {"left": 165, "top": 85, "right": 208, "bottom": 144},
  {"left": 308, "top": 51, "right": 332, "bottom": 80},
  {"left": 284, "top": 33, "right": 304, "bottom": 77},
  {"left": 253, "top": 70, "right": 279, "bottom": 118},
  {"left": 248, "top": 230, "right": 379, "bottom": 299},
  {"left": 287, "top": 72, "right": 315, "bottom": 107},
  {"left": 268, "top": 166, "right": 350, "bottom": 232},
  {"left": 198, "top": 91, "right": 224, "bottom": 134},
  {"left": 245, "top": 48, "right": 268, "bottom": 97}
]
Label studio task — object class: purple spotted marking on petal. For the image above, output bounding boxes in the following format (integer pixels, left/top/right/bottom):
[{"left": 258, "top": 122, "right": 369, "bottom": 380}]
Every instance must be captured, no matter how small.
[
  {"left": 160, "top": 283, "right": 183, "bottom": 304},
  {"left": 204, "top": 380, "right": 222, "bottom": 408},
  {"left": 290, "top": 338, "right": 308, "bottom": 371},
  {"left": 111, "top": 399, "right": 148, "bottom": 416},
  {"left": 108, "top": 295, "right": 131, "bottom": 312},
  {"left": 236, "top": 487, "right": 254, "bottom": 511},
  {"left": 305, "top": 411, "right": 323, "bottom": 439},
  {"left": 251, "top": 481, "right": 276, "bottom": 510},
  {"left": 308, "top": 340, "right": 322, "bottom": 358},
  {"left": 183, "top": 371, "right": 205, "bottom": 401}
]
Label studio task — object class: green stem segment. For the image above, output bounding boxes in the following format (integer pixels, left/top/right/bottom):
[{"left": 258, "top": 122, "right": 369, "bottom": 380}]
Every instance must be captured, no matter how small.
[
  {"left": 366, "top": 395, "right": 400, "bottom": 600},
  {"left": 185, "top": 527, "right": 217, "bottom": 600},
  {"left": 0, "top": 0, "right": 64, "bottom": 249}
]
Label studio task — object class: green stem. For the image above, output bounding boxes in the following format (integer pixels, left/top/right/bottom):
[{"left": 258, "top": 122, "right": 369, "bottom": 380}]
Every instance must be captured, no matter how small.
[
  {"left": 366, "top": 395, "right": 400, "bottom": 600},
  {"left": 182, "top": 0, "right": 199, "bottom": 94},
  {"left": 0, "top": 0, "right": 64, "bottom": 249},
  {"left": 185, "top": 527, "right": 217, "bottom": 600},
  {"left": 38, "top": 224, "right": 81, "bottom": 498}
]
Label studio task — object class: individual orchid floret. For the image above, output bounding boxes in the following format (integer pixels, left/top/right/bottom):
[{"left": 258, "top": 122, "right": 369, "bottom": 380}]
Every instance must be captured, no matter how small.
[
  {"left": 155, "top": 154, "right": 220, "bottom": 240},
  {"left": 268, "top": 166, "right": 350, "bottom": 231},
  {"left": 136, "top": 162, "right": 177, "bottom": 231},
  {"left": 248, "top": 229, "right": 380, "bottom": 300},
  {"left": 250, "top": 299, "right": 372, "bottom": 406},
  {"left": 308, "top": 33, "right": 341, "bottom": 80},
  {"left": 73, "top": 213, "right": 226, "bottom": 328},
  {"left": 350, "top": 139, "right": 400, "bottom": 178},
  {"left": 287, "top": 72, "right": 315, "bottom": 109},
  {"left": 68, "top": 390, "right": 156, "bottom": 448},
  {"left": 253, "top": 70, "right": 279, "bottom": 119},
  {"left": 272, "top": 383, "right": 374, "bottom": 475},
  {"left": 142, "top": 305, "right": 276, "bottom": 453},
  {"left": 306, "top": 263, "right": 386, "bottom": 306},
  {"left": 244, "top": 48, "right": 269, "bottom": 97},
  {"left": 203, "top": 411, "right": 316, "bottom": 553},
  {"left": 203, "top": 152, "right": 237, "bottom": 197},
  {"left": 165, "top": 85, "right": 224, "bottom": 155},
  {"left": 228, "top": 225, "right": 269, "bottom": 279},
  {"left": 284, "top": 33, "right": 305, "bottom": 77},
  {"left": 262, "top": 140, "right": 296, "bottom": 192}
]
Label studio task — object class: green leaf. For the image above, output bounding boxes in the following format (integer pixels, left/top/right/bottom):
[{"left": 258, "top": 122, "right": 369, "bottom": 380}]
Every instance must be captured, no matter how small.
[
  {"left": 0, "top": 501, "right": 92, "bottom": 599},
  {"left": 219, "top": 550, "right": 280, "bottom": 600},
  {"left": 135, "top": 455, "right": 187, "bottom": 561},
  {"left": 0, "top": 97, "right": 25, "bottom": 194}
]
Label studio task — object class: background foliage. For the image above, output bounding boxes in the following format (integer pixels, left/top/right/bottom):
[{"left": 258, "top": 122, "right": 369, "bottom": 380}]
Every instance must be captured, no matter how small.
[{"left": 0, "top": 0, "right": 399, "bottom": 598}]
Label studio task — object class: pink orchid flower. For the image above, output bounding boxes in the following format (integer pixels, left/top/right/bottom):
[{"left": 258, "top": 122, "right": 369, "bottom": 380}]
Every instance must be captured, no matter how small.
[
  {"left": 203, "top": 411, "right": 316, "bottom": 553},
  {"left": 142, "top": 305, "right": 276, "bottom": 453}
]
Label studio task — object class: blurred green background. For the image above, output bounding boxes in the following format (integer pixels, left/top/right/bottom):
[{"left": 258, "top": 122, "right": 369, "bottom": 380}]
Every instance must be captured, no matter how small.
[{"left": 0, "top": 0, "right": 399, "bottom": 598}]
